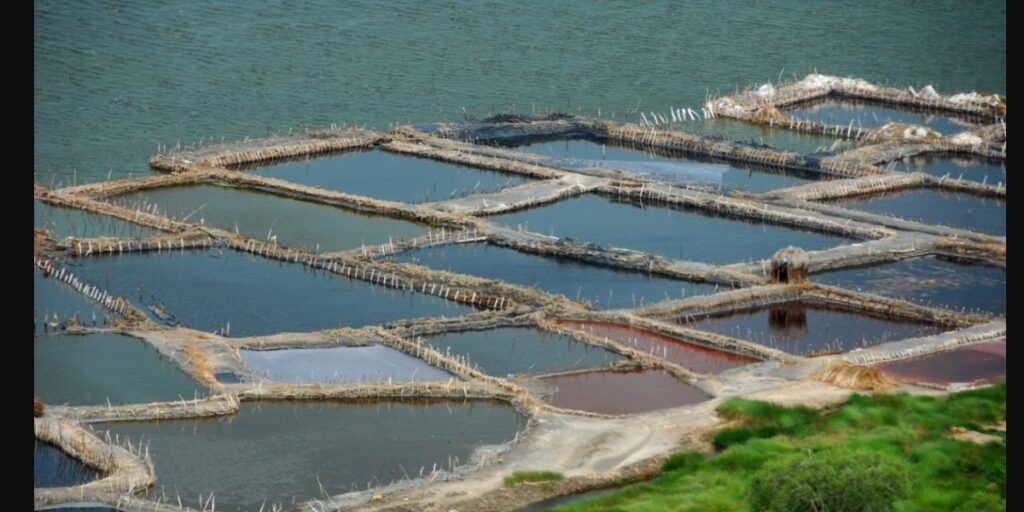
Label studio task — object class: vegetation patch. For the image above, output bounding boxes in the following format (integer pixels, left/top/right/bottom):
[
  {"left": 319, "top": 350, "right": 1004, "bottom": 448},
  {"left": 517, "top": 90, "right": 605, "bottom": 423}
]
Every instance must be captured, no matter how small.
[
  {"left": 550, "top": 382, "right": 1006, "bottom": 511},
  {"left": 504, "top": 470, "right": 565, "bottom": 486}
]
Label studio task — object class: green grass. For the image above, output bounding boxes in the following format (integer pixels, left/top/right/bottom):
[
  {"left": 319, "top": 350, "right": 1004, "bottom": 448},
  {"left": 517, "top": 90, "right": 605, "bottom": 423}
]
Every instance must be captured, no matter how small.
[
  {"left": 505, "top": 470, "right": 565, "bottom": 486},
  {"left": 550, "top": 382, "right": 1006, "bottom": 512}
]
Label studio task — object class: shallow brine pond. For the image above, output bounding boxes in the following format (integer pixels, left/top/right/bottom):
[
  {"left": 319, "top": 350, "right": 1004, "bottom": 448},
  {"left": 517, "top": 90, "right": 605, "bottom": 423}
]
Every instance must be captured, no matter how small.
[
  {"left": 392, "top": 242, "right": 715, "bottom": 309},
  {"left": 35, "top": 333, "right": 207, "bottom": 406},
  {"left": 493, "top": 194, "right": 847, "bottom": 264},
  {"left": 671, "top": 299, "right": 947, "bottom": 356},
  {"left": 35, "top": 266, "right": 107, "bottom": 335},
  {"left": 878, "top": 339, "right": 1006, "bottom": 387},
  {"left": 244, "top": 149, "right": 532, "bottom": 203},
  {"left": 424, "top": 328, "right": 621, "bottom": 376},
  {"left": 501, "top": 137, "right": 819, "bottom": 192},
  {"left": 814, "top": 256, "right": 1006, "bottom": 315},
  {"left": 94, "top": 400, "right": 524, "bottom": 512},
  {"left": 784, "top": 98, "right": 980, "bottom": 135},
  {"left": 824, "top": 188, "right": 1006, "bottom": 236},
  {"left": 555, "top": 320, "right": 758, "bottom": 374},
  {"left": 35, "top": 199, "right": 156, "bottom": 240},
  {"left": 892, "top": 153, "right": 1006, "bottom": 185},
  {"left": 540, "top": 369, "right": 709, "bottom": 415},
  {"left": 241, "top": 344, "right": 455, "bottom": 384},
  {"left": 71, "top": 249, "right": 474, "bottom": 337},
  {"left": 34, "top": 440, "right": 103, "bottom": 488},
  {"left": 107, "top": 185, "right": 430, "bottom": 252}
]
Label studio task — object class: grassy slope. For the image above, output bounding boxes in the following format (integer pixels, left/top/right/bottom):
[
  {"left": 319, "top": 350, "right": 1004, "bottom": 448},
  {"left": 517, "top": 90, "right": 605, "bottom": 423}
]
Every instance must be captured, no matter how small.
[{"left": 552, "top": 382, "right": 1006, "bottom": 512}]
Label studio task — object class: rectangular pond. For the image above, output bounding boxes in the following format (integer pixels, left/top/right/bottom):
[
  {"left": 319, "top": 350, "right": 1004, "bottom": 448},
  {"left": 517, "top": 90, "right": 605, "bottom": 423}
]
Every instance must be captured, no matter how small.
[
  {"left": 35, "top": 333, "right": 207, "bottom": 406},
  {"left": 391, "top": 242, "right": 715, "bottom": 309},
  {"left": 241, "top": 344, "right": 455, "bottom": 384},
  {"left": 107, "top": 185, "right": 430, "bottom": 252},
  {"left": 878, "top": 339, "right": 1005, "bottom": 387},
  {"left": 35, "top": 266, "right": 107, "bottom": 335},
  {"left": 70, "top": 249, "right": 475, "bottom": 337},
  {"left": 671, "top": 299, "right": 947, "bottom": 356},
  {"left": 34, "top": 440, "right": 103, "bottom": 488},
  {"left": 893, "top": 153, "right": 1006, "bottom": 185},
  {"left": 35, "top": 199, "right": 156, "bottom": 240},
  {"left": 500, "top": 137, "right": 819, "bottom": 192},
  {"left": 95, "top": 400, "right": 524, "bottom": 512},
  {"left": 493, "top": 194, "right": 848, "bottom": 264},
  {"left": 555, "top": 320, "right": 758, "bottom": 374},
  {"left": 824, "top": 188, "right": 1006, "bottom": 236},
  {"left": 540, "top": 369, "right": 709, "bottom": 415},
  {"left": 814, "top": 256, "right": 1006, "bottom": 315},
  {"left": 783, "top": 98, "right": 980, "bottom": 135},
  {"left": 244, "top": 149, "right": 532, "bottom": 203},
  {"left": 691, "top": 117, "right": 865, "bottom": 154},
  {"left": 423, "top": 328, "right": 622, "bottom": 376}
]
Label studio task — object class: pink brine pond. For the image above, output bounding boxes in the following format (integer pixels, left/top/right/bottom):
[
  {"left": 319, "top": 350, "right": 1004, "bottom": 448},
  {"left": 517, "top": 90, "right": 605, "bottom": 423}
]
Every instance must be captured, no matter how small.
[
  {"left": 540, "top": 369, "right": 710, "bottom": 415},
  {"left": 877, "top": 340, "right": 1006, "bottom": 387}
]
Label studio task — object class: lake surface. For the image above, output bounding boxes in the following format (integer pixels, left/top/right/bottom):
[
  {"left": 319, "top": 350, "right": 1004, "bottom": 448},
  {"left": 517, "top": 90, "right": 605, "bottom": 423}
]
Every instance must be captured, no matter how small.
[{"left": 36, "top": 1, "right": 1004, "bottom": 184}]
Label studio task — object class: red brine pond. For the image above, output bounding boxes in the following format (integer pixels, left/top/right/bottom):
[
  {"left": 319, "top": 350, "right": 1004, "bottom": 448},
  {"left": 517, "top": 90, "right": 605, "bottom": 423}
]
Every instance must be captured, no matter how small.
[
  {"left": 555, "top": 320, "right": 758, "bottom": 374},
  {"left": 878, "top": 340, "right": 1006, "bottom": 387},
  {"left": 540, "top": 369, "right": 710, "bottom": 415}
]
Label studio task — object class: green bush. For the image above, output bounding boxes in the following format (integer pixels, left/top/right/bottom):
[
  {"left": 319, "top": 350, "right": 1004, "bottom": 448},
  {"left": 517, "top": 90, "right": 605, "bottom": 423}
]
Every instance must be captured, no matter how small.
[
  {"left": 662, "top": 451, "right": 704, "bottom": 472},
  {"left": 748, "top": 447, "right": 911, "bottom": 512}
]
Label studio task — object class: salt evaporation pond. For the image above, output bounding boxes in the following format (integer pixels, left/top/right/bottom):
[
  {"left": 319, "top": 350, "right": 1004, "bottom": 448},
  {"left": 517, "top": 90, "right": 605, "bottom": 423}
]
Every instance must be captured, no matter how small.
[
  {"left": 35, "top": 199, "right": 156, "bottom": 240},
  {"left": 95, "top": 400, "right": 524, "bottom": 512},
  {"left": 494, "top": 194, "right": 847, "bottom": 264},
  {"left": 71, "top": 249, "right": 474, "bottom": 337},
  {"left": 825, "top": 188, "right": 1006, "bottom": 236},
  {"left": 541, "top": 369, "right": 709, "bottom": 415},
  {"left": 34, "top": 440, "right": 102, "bottom": 488},
  {"left": 503, "top": 137, "right": 816, "bottom": 192},
  {"left": 392, "top": 242, "right": 715, "bottom": 309},
  {"left": 878, "top": 339, "right": 1005, "bottom": 387},
  {"left": 241, "top": 344, "right": 455, "bottom": 383},
  {"left": 108, "top": 185, "right": 430, "bottom": 252},
  {"left": 893, "top": 153, "right": 1006, "bottom": 185},
  {"left": 424, "top": 328, "right": 621, "bottom": 376},
  {"left": 245, "top": 149, "right": 531, "bottom": 203},
  {"left": 674, "top": 299, "right": 947, "bottom": 356},
  {"left": 555, "top": 320, "right": 758, "bottom": 373},
  {"left": 814, "top": 256, "right": 1006, "bottom": 315},
  {"left": 35, "top": 266, "right": 107, "bottom": 335},
  {"left": 784, "top": 98, "right": 979, "bottom": 135},
  {"left": 35, "top": 333, "right": 207, "bottom": 406}
]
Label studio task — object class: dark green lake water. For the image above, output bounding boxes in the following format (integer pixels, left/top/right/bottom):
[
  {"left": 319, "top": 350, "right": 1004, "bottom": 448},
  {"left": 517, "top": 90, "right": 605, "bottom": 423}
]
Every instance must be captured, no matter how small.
[{"left": 36, "top": 1, "right": 1004, "bottom": 184}]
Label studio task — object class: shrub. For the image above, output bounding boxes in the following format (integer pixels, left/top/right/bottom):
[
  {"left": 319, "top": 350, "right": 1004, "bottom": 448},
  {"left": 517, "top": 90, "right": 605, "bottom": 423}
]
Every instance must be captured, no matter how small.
[
  {"left": 748, "top": 446, "right": 911, "bottom": 512},
  {"left": 662, "top": 451, "right": 704, "bottom": 472}
]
